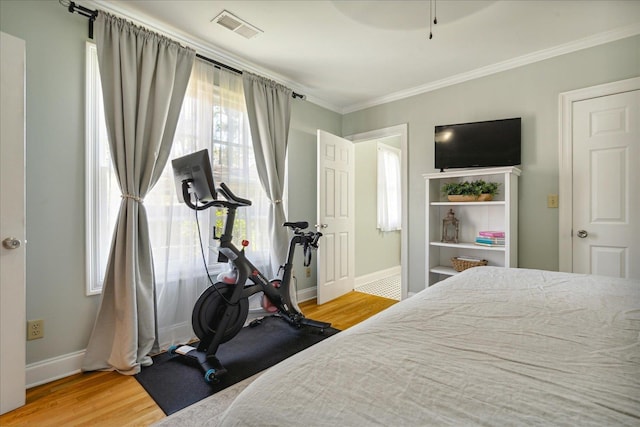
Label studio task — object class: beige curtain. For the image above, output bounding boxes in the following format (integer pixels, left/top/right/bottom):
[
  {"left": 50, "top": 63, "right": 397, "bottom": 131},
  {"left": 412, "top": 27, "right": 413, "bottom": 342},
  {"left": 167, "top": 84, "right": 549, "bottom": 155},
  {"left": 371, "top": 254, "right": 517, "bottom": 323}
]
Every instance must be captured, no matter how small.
[
  {"left": 82, "top": 11, "right": 195, "bottom": 374},
  {"left": 242, "top": 72, "right": 292, "bottom": 276}
]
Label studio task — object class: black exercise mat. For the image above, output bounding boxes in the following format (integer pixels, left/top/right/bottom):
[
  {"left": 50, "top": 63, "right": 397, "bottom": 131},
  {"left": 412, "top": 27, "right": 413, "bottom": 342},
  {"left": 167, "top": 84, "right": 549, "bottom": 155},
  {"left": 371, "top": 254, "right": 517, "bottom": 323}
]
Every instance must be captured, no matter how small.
[{"left": 135, "top": 315, "right": 339, "bottom": 415}]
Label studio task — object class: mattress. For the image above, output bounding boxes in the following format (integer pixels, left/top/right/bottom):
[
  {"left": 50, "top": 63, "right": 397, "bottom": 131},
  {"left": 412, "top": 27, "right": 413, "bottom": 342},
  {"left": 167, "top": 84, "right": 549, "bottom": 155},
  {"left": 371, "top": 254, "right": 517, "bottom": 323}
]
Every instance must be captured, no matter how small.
[{"left": 217, "top": 267, "right": 640, "bottom": 426}]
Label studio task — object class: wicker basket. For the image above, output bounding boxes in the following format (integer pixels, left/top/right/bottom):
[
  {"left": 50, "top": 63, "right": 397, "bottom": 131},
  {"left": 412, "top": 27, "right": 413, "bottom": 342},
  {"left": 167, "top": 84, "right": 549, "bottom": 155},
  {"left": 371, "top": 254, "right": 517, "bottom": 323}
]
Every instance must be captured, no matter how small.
[{"left": 451, "top": 257, "right": 488, "bottom": 272}]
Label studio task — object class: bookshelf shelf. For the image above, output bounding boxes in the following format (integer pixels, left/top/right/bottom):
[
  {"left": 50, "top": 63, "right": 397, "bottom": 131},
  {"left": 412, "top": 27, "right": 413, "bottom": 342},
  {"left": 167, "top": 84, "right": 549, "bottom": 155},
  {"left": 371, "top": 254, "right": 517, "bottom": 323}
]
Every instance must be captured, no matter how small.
[
  {"left": 429, "top": 241, "right": 506, "bottom": 251},
  {"left": 424, "top": 167, "right": 520, "bottom": 287},
  {"left": 429, "top": 266, "right": 457, "bottom": 276},
  {"left": 430, "top": 201, "right": 506, "bottom": 207}
]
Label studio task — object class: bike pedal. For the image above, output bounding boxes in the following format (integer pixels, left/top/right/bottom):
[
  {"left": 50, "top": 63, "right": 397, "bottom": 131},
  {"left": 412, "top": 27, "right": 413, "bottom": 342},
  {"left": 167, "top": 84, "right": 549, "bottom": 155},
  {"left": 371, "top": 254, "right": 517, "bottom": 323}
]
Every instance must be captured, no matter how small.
[
  {"left": 249, "top": 318, "right": 263, "bottom": 327},
  {"left": 299, "top": 317, "right": 331, "bottom": 330}
]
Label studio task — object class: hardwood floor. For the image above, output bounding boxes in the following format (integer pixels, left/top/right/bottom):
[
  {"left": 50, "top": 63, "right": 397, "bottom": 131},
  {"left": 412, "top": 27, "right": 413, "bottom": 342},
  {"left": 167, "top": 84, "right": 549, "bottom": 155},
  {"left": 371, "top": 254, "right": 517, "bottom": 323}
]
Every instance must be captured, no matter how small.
[
  {"left": 299, "top": 289, "right": 398, "bottom": 331},
  {"left": 0, "top": 291, "right": 396, "bottom": 426},
  {"left": 1, "top": 371, "right": 166, "bottom": 427}
]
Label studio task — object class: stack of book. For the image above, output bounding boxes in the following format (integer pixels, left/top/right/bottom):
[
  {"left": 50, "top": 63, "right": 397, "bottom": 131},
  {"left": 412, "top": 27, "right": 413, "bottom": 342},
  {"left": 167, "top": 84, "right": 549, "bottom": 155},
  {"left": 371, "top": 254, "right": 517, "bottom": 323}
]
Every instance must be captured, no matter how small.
[{"left": 475, "top": 230, "right": 505, "bottom": 247}]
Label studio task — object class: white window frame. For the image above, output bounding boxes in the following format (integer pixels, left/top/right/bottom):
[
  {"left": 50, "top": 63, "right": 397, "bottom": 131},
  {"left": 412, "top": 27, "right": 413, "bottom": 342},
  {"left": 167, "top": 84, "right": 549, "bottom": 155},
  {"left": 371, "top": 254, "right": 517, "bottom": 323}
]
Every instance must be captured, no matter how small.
[
  {"left": 376, "top": 142, "right": 402, "bottom": 232},
  {"left": 85, "top": 42, "right": 120, "bottom": 296},
  {"left": 85, "top": 42, "right": 103, "bottom": 295},
  {"left": 85, "top": 48, "right": 270, "bottom": 296}
]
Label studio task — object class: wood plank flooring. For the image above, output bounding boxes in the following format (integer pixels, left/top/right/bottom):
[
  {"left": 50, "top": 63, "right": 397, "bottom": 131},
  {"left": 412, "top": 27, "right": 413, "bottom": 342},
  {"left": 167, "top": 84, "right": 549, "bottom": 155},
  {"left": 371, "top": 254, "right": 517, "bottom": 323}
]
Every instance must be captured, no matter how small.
[
  {"left": 299, "top": 289, "right": 398, "bottom": 331},
  {"left": 0, "top": 291, "right": 397, "bottom": 426}
]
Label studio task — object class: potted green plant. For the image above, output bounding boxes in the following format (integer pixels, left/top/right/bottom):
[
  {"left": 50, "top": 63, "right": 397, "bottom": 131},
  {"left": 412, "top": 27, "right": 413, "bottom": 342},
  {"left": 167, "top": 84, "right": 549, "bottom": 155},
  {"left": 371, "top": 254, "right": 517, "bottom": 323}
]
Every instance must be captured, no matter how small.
[{"left": 441, "top": 180, "right": 500, "bottom": 201}]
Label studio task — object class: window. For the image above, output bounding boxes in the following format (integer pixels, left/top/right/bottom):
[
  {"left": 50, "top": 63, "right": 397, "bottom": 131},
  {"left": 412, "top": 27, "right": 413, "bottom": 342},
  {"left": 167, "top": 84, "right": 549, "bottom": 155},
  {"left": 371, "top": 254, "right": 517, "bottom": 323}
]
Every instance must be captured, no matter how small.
[
  {"left": 85, "top": 42, "right": 119, "bottom": 295},
  {"left": 377, "top": 142, "right": 402, "bottom": 231},
  {"left": 86, "top": 45, "right": 270, "bottom": 303}
]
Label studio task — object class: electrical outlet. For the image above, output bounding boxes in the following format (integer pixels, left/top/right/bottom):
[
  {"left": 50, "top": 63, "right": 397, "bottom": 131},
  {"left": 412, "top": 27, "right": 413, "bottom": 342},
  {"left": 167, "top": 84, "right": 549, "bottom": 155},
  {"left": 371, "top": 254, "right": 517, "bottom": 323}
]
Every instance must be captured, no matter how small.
[
  {"left": 547, "top": 194, "right": 559, "bottom": 208},
  {"left": 305, "top": 267, "right": 311, "bottom": 278},
  {"left": 27, "top": 319, "right": 44, "bottom": 340}
]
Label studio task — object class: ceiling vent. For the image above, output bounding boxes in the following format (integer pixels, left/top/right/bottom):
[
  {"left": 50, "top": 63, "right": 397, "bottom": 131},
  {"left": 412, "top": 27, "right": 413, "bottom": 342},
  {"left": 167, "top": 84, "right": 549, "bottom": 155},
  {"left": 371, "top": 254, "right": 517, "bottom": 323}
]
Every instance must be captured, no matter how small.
[{"left": 212, "top": 10, "right": 263, "bottom": 39}]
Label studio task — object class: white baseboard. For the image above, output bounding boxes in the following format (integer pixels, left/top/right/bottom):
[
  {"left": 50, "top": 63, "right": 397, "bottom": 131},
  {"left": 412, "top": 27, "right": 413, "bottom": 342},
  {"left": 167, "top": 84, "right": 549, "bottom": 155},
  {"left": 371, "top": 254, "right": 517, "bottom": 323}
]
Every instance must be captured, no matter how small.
[
  {"left": 26, "top": 350, "right": 85, "bottom": 389},
  {"left": 354, "top": 266, "right": 401, "bottom": 289},
  {"left": 295, "top": 285, "right": 317, "bottom": 303},
  {"left": 25, "top": 287, "right": 318, "bottom": 388}
]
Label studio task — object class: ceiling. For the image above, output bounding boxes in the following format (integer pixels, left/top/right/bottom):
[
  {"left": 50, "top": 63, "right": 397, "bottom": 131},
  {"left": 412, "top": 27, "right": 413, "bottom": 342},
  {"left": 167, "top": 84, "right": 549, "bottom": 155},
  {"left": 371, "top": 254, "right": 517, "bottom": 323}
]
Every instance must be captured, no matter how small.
[{"left": 93, "top": 0, "right": 640, "bottom": 113}]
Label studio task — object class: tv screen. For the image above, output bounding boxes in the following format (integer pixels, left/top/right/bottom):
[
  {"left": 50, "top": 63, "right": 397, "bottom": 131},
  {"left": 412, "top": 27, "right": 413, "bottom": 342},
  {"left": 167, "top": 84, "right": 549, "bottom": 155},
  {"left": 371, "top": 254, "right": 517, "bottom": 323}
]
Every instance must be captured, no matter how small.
[
  {"left": 171, "top": 149, "right": 216, "bottom": 203},
  {"left": 434, "top": 117, "right": 521, "bottom": 171}
]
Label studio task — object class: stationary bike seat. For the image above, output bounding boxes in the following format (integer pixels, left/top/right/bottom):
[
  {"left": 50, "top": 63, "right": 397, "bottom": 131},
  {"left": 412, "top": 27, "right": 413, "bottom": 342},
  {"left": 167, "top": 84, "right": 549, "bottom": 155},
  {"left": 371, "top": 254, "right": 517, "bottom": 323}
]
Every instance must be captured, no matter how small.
[{"left": 283, "top": 221, "right": 308, "bottom": 230}]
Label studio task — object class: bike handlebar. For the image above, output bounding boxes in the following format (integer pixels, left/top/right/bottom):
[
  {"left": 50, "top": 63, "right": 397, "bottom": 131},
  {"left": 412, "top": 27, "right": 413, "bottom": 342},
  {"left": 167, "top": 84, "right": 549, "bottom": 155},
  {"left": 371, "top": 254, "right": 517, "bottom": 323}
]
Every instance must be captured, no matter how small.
[
  {"left": 181, "top": 180, "right": 252, "bottom": 211},
  {"left": 218, "top": 182, "right": 252, "bottom": 207},
  {"left": 292, "top": 228, "right": 322, "bottom": 246},
  {"left": 311, "top": 231, "right": 323, "bottom": 247}
]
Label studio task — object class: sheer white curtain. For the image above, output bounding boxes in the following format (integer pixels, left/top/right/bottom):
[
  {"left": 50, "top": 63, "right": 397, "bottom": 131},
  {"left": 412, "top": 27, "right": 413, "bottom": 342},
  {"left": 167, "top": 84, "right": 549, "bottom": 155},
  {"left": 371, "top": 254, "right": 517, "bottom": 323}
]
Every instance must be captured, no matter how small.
[
  {"left": 377, "top": 143, "right": 402, "bottom": 232},
  {"left": 146, "top": 59, "right": 271, "bottom": 349}
]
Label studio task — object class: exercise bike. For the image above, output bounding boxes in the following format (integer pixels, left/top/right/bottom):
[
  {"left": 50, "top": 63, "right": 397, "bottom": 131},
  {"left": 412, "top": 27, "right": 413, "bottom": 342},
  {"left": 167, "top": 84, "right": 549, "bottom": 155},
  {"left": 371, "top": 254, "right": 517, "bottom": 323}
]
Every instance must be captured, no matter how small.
[{"left": 168, "top": 150, "right": 331, "bottom": 384}]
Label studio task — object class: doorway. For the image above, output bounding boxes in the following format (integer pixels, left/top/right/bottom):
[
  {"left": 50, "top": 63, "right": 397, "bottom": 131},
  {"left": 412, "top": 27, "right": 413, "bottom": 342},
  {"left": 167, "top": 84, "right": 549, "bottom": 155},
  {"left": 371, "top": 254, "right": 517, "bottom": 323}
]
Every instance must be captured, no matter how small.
[
  {"left": 348, "top": 124, "right": 408, "bottom": 300},
  {"left": 559, "top": 77, "right": 639, "bottom": 278},
  {"left": 315, "top": 125, "right": 408, "bottom": 304}
]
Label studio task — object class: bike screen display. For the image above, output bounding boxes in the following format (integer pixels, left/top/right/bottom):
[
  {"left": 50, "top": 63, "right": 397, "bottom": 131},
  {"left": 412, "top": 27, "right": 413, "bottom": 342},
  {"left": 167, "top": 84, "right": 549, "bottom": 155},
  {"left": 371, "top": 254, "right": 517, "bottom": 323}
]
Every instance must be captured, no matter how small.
[{"left": 171, "top": 149, "right": 217, "bottom": 203}]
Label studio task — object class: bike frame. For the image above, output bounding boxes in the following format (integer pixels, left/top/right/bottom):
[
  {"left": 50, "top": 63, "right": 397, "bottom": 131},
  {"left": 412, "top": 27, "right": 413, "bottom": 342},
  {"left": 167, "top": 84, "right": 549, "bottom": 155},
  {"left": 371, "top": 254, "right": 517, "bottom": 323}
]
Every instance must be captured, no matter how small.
[{"left": 181, "top": 180, "right": 313, "bottom": 359}]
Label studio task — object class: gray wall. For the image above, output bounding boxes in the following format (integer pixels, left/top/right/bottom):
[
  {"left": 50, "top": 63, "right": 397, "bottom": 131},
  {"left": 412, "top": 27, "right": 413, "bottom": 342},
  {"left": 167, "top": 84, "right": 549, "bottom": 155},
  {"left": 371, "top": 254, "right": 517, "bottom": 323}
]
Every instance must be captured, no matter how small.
[
  {"left": 354, "top": 137, "right": 401, "bottom": 277},
  {"left": 343, "top": 35, "right": 640, "bottom": 294},
  {"left": 3, "top": 0, "right": 638, "bottom": 367},
  {"left": 0, "top": 0, "right": 340, "bottom": 365},
  {"left": 1, "top": 0, "right": 99, "bottom": 365}
]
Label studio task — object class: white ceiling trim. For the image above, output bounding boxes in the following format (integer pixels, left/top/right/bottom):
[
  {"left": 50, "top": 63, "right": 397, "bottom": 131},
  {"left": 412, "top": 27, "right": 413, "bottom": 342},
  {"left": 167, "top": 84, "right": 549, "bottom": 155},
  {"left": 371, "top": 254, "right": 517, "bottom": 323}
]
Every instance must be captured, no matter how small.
[
  {"left": 85, "top": 1, "right": 639, "bottom": 116},
  {"left": 342, "top": 22, "right": 640, "bottom": 114},
  {"left": 87, "top": 0, "right": 341, "bottom": 113}
]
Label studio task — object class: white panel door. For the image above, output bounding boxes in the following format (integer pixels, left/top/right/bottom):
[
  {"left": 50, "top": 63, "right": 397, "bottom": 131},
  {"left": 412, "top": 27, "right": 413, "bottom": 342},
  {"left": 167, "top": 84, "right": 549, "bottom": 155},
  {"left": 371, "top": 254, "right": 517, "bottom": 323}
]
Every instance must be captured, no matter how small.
[
  {"left": 0, "top": 31, "right": 27, "bottom": 415},
  {"left": 316, "top": 130, "right": 354, "bottom": 304},
  {"left": 572, "top": 89, "right": 639, "bottom": 278}
]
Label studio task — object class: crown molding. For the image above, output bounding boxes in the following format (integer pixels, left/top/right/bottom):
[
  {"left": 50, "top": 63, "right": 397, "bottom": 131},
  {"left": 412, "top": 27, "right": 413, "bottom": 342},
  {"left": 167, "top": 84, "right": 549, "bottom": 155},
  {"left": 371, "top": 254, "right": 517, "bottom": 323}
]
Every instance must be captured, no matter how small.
[
  {"left": 81, "top": 2, "right": 639, "bottom": 116},
  {"left": 85, "top": 0, "right": 342, "bottom": 113},
  {"left": 342, "top": 23, "right": 640, "bottom": 114}
]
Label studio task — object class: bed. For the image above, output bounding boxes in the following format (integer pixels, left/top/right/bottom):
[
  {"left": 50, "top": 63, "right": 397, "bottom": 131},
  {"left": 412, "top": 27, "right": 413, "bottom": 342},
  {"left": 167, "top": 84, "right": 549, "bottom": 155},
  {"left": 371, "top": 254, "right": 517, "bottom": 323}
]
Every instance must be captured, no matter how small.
[{"left": 215, "top": 267, "right": 639, "bottom": 426}]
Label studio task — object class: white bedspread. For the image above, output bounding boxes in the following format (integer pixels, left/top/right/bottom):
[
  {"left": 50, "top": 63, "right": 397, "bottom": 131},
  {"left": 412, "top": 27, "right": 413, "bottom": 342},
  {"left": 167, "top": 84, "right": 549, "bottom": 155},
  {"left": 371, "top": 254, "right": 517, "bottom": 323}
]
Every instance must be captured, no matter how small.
[{"left": 218, "top": 267, "right": 640, "bottom": 426}]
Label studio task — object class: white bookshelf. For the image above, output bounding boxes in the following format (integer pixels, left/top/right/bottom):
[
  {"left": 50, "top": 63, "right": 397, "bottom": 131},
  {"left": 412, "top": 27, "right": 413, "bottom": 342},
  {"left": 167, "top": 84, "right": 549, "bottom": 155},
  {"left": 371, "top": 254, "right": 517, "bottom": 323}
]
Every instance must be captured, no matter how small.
[{"left": 424, "top": 166, "right": 521, "bottom": 287}]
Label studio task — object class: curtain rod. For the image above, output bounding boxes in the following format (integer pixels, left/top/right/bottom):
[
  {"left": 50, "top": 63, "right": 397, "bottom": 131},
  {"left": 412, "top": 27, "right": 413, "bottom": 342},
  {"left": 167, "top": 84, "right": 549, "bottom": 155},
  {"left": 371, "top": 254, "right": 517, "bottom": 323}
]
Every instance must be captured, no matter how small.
[{"left": 61, "top": 0, "right": 305, "bottom": 99}]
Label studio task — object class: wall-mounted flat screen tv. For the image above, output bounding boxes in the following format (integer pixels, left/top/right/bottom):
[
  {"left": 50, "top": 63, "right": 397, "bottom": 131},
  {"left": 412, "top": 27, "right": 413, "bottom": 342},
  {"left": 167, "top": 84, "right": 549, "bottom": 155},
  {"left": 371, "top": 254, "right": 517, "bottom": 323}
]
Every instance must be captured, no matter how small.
[{"left": 434, "top": 117, "right": 521, "bottom": 171}]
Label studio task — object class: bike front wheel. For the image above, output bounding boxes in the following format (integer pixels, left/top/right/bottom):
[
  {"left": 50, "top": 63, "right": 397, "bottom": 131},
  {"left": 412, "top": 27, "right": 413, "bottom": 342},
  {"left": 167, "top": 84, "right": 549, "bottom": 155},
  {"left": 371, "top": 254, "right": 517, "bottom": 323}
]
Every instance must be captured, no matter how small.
[{"left": 192, "top": 282, "right": 249, "bottom": 344}]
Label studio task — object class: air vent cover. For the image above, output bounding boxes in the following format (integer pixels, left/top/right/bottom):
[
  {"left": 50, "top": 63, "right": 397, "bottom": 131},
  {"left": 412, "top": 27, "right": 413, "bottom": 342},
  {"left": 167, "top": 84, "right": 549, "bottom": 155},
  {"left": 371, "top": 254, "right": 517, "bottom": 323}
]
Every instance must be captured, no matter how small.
[{"left": 212, "top": 10, "right": 262, "bottom": 39}]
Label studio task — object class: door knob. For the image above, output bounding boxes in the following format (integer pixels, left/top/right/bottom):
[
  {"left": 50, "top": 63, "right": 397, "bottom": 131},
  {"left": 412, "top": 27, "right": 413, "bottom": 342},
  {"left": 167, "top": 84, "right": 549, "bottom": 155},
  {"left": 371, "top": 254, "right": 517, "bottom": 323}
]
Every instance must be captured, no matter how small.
[
  {"left": 577, "top": 230, "right": 588, "bottom": 238},
  {"left": 315, "top": 224, "right": 328, "bottom": 229},
  {"left": 2, "top": 237, "right": 21, "bottom": 249}
]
